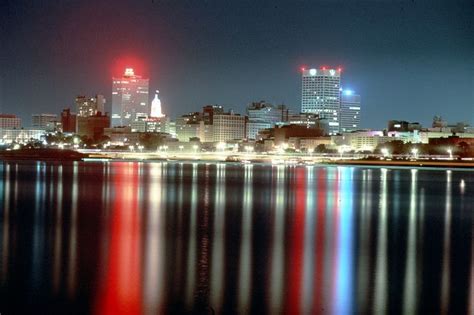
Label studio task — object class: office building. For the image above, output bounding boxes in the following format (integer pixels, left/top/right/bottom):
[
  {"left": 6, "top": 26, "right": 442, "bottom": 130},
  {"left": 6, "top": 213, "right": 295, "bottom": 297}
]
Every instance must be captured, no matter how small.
[
  {"left": 76, "top": 95, "right": 103, "bottom": 117},
  {"left": 32, "top": 113, "right": 58, "bottom": 130},
  {"left": 301, "top": 67, "right": 341, "bottom": 135},
  {"left": 0, "top": 114, "right": 21, "bottom": 129},
  {"left": 212, "top": 112, "right": 246, "bottom": 142},
  {"left": 340, "top": 90, "right": 361, "bottom": 132},
  {"left": 112, "top": 68, "right": 149, "bottom": 127}
]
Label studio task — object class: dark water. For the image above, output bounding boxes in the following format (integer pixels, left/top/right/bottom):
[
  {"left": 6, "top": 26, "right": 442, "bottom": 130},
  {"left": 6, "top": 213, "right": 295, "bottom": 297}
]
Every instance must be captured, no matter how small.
[{"left": 0, "top": 161, "right": 473, "bottom": 314}]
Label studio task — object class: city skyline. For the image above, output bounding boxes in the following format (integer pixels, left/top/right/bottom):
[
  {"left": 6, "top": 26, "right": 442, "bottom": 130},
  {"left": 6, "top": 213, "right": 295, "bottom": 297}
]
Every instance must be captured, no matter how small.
[{"left": 0, "top": 0, "right": 473, "bottom": 128}]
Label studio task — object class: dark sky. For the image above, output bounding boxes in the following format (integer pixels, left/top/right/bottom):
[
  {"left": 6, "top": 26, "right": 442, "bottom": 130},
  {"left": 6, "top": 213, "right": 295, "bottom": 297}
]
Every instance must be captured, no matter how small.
[{"left": 1, "top": 0, "right": 473, "bottom": 128}]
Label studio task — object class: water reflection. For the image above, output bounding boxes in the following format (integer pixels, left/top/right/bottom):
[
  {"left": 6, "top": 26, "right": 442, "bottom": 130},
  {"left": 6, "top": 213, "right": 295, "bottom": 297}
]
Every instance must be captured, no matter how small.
[{"left": 0, "top": 161, "right": 472, "bottom": 314}]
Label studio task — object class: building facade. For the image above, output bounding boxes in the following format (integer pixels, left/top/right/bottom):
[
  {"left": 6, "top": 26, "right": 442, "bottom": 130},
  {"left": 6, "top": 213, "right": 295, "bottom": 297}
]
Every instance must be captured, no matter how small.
[
  {"left": 340, "top": 90, "right": 361, "bottom": 132},
  {"left": 301, "top": 68, "right": 341, "bottom": 135},
  {"left": 0, "top": 114, "right": 21, "bottom": 129},
  {"left": 61, "top": 108, "right": 77, "bottom": 133},
  {"left": 212, "top": 113, "right": 246, "bottom": 142},
  {"left": 32, "top": 113, "right": 58, "bottom": 130},
  {"left": 112, "top": 68, "right": 149, "bottom": 127},
  {"left": 76, "top": 95, "right": 105, "bottom": 118},
  {"left": 77, "top": 113, "right": 110, "bottom": 140},
  {"left": 246, "top": 102, "right": 288, "bottom": 139}
]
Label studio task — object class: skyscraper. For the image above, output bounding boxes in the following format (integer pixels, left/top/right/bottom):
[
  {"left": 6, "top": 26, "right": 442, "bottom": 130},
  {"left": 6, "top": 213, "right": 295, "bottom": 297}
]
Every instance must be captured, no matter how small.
[
  {"left": 301, "top": 68, "right": 341, "bottom": 135},
  {"left": 340, "top": 90, "right": 361, "bottom": 132},
  {"left": 112, "top": 68, "right": 149, "bottom": 126}
]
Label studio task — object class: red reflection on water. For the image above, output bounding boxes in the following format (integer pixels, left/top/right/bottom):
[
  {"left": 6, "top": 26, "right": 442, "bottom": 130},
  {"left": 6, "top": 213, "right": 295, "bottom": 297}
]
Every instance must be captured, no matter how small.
[
  {"left": 285, "top": 167, "right": 306, "bottom": 313},
  {"left": 95, "top": 163, "right": 142, "bottom": 315},
  {"left": 313, "top": 168, "right": 327, "bottom": 313}
]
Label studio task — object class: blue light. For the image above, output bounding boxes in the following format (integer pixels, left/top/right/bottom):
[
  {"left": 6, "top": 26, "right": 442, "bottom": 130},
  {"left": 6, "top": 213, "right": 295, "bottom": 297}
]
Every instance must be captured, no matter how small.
[{"left": 343, "top": 90, "right": 353, "bottom": 96}]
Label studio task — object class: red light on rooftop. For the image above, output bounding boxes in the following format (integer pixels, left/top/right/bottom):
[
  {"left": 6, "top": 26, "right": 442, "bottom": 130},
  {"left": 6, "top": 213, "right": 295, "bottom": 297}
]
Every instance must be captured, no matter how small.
[
  {"left": 337, "top": 67, "right": 343, "bottom": 72},
  {"left": 321, "top": 66, "right": 326, "bottom": 70}
]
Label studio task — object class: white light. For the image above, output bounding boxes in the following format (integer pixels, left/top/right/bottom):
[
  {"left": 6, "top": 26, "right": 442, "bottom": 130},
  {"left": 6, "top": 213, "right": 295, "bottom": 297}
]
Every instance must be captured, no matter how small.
[
  {"left": 124, "top": 68, "right": 134, "bottom": 76},
  {"left": 329, "top": 69, "right": 336, "bottom": 76},
  {"left": 309, "top": 69, "right": 317, "bottom": 76},
  {"left": 344, "top": 90, "right": 353, "bottom": 96}
]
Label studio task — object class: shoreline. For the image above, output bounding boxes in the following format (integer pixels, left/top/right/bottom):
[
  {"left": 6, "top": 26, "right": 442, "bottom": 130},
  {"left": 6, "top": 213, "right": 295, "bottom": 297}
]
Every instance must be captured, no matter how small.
[{"left": 1, "top": 149, "right": 473, "bottom": 169}]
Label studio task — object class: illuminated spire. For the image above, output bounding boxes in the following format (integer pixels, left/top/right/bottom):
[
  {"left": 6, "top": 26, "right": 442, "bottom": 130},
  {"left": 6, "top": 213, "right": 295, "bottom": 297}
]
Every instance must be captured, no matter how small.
[{"left": 150, "top": 90, "right": 164, "bottom": 118}]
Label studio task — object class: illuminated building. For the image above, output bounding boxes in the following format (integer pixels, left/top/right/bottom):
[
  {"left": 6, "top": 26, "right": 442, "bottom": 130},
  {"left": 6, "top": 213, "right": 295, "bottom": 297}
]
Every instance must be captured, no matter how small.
[
  {"left": 61, "top": 108, "right": 77, "bottom": 133},
  {"left": 0, "top": 128, "right": 45, "bottom": 144},
  {"left": 340, "top": 90, "right": 361, "bottom": 132},
  {"left": 150, "top": 91, "right": 164, "bottom": 118},
  {"left": 32, "top": 113, "right": 58, "bottom": 131},
  {"left": 212, "top": 112, "right": 246, "bottom": 142},
  {"left": 301, "top": 67, "right": 341, "bottom": 135},
  {"left": 0, "top": 114, "right": 21, "bottom": 129},
  {"left": 76, "top": 95, "right": 106, "bottom": 117},
  {"left": 112, "top": 68, "right": 149, "bottom": 127}
]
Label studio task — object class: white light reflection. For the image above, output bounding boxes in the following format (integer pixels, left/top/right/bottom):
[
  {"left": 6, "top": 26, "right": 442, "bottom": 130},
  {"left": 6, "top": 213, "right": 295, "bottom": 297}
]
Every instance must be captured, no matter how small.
[
  {"left": 67, "top": 162, "right": 78, "bottom": 297},
  {"left": 32, "top": 162, "right": 46, "bottom": 291},
  {"left": 333, "top": 167, "right": 354, "bottom": 314},
  {"left": 301, "top": 166, "right": 315, "bottom": 314},
  {"left": 1, "top": 164, "right": 10, "bottom": 284},
  {"left": 143, "top": 163, "right": 166, "bottom": 315},
  {"left": 269, "top": 165, "right": 285, "bottom": 313},
  {"left": 173, "top": 163, "right": 185, "bottom": 299},
  {"left": 238, "top": 164, "right": 253, "bottom": 313},
  {"left": 469, "top": 229, "right": 474, "bottom": 315},
  {"left": 52, "top": 165, "right": 63, "bottom": 293},
  {"left": 211, "top": 163, "right": 226, "bottom": 313},
  {"left": 185, "top": 163, "right": 198, "bottom": 309},
  {"left": 403, "top": 169, "right": 418, "bottom": 315},
  {"left": 373, "top": 168, "right": 388, "bottom": 314},
  {"left": 357, "top": 169, "right": 373, "bottom": 314},
  {"left": 440, "top": 170, "right": 452, "bottom": 315}
]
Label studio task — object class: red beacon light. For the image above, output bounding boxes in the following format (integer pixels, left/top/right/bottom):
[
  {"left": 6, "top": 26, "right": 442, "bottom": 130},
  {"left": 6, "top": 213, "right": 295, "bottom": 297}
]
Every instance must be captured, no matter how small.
[
  {"left": 337, "top": 67, "right": 343, "bottom": 72},
  {"left": 321, "top": 66, "right": 326, "bottom": 70},
  {"left": 301, "top": 67, "right": 306, "bottom": 72}
]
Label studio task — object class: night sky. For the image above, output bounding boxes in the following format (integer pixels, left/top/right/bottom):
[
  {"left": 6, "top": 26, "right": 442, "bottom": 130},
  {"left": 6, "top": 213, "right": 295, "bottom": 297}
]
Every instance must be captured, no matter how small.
[{"left": 1, "top": 0, "right": 473, "bottom": 128}]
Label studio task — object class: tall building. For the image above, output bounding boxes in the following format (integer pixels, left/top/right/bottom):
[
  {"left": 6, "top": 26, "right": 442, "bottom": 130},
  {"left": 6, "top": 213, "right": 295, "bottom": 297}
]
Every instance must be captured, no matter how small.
[
  {"left": 0, "top": 114, "right": 21, "bottom": 129},
  {"left": 340, "top": 90, "right": 361, "bottom": 132},
  {"left": 32, "top": 113, "right": 58, "bottom": 130},
  {"left": 76, "top": 95, "right": 105, "bottom": 117},
  {"left": 112, "top": 68, "right": 149, "bottom": 127},
  {"left": 301, "top": 67, "right": 341, "bottom": 135}
]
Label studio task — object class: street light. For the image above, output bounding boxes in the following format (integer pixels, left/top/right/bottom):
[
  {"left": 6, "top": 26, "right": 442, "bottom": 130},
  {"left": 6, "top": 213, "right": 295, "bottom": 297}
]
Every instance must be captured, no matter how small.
[
  {"left": 245, "top": 145, "right": 254, "bottom": 154},
  {"left": 447, "top": 148, "right": 453, "bottom": 160},
  {"left": 411, "top": 148, "right": 419, "bottom": 159},
  {"left": 381, "top": 147, "right": 390, "bottom": 158}
]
